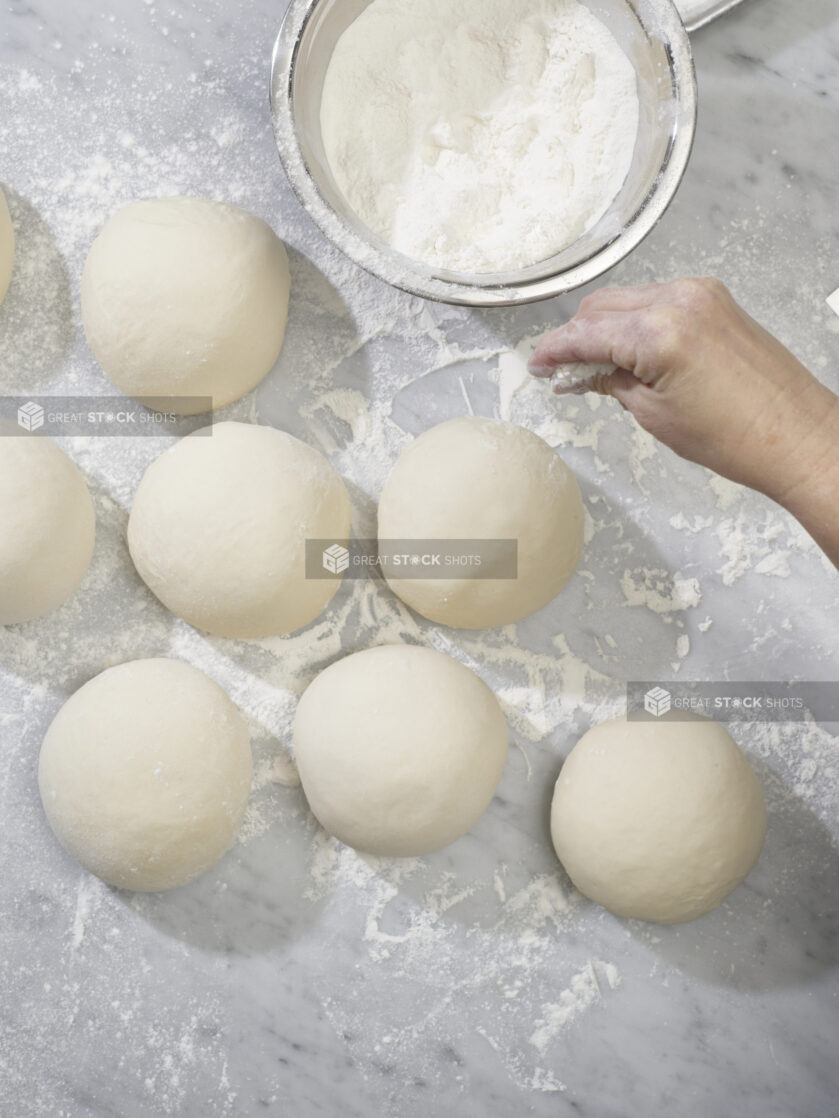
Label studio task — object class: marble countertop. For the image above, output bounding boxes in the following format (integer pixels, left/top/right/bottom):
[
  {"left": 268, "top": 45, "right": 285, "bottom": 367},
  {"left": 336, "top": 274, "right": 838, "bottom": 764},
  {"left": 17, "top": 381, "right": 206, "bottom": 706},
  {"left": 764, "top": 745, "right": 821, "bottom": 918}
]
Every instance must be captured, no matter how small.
[{"left": 1, "top": 1, "right": 838, "bottom": 1116}]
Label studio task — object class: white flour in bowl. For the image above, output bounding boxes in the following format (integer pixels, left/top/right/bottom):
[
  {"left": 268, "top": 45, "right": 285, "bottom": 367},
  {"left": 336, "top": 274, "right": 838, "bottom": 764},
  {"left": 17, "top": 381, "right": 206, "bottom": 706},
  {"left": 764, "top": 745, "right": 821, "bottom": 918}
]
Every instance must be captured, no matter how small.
[{"left": 320, "top": 0, "right": 640, "bottom": 274}]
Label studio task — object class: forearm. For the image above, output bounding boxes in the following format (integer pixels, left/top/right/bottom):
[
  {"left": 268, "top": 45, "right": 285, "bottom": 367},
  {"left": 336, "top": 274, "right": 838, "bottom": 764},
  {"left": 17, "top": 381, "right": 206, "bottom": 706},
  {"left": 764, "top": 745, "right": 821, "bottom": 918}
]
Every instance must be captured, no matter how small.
[{"left": 767, "top": 389, "right": 839, "bottom": 570}]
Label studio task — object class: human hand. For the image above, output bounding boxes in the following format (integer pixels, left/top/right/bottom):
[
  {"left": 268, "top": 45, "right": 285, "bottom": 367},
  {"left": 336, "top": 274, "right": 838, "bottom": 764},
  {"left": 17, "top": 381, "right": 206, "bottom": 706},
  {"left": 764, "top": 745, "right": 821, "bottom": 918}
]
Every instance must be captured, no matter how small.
[{"left": 528, "top": 278, "right": 839, "bottom": 518}]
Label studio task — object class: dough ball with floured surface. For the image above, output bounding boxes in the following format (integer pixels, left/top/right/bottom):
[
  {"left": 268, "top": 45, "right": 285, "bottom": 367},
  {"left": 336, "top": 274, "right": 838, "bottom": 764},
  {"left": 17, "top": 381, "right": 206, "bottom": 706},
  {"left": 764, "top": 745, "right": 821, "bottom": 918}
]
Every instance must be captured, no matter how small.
[
  {"left": 378, "top": 416, "right": 583, "bottom": 628},
  {"left": 128, "top": 421, "right": 351, "bottom": 639},
  {"left": 550, "top": 714, "right": 767, "bottom": 923},
  {"left": 38, "top": 658, "right": 252, "bottom": 892},
  {"left": 0, "top": 434, "right": 95, "bottom": 625},
  {"left": 293, "top": 645, "right": 508, "bottom": 856},
  {"left": 81, "top": 196, "right": 290, "bottom": 414}
]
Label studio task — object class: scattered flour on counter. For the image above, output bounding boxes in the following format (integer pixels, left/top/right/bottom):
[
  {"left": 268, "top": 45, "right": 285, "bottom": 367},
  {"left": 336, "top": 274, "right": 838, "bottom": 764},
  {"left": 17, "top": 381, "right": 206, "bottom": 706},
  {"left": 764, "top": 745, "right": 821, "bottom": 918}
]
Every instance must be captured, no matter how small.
[
  {"left": 710, "top": 474, "right": 746, "bottom": 511},
  {"left": 495, "top": 339, "right": 535, "bottom": 421},
  {"left": 620, "top": 569, "right": 702, "bottom": 614},
  {"left": 534, "top": 407, "right": 608, "bottom": 453},
  {"left": 301, "top": 387, "right": 372, "bottom": 446},
  {"left": 670, "top": 512, "right": 715, "bottom": 534},
  {"left": 305, "top": 832, "right": 615, "bottom": 1093},
  {"left": 530, "top": 960, "right": 621, "bottom": 1054},
  {"left": 754, "top": 551, "right": 792, "bottom": 579},
  {"left": 70, "top": 874, "right": 105, "bottom": 950},
  {"left": 715, "top": 510, "right": 798, "bottom": 586},
  {"left": 629, "top": 423, "right": 658, "bottom": 484}
]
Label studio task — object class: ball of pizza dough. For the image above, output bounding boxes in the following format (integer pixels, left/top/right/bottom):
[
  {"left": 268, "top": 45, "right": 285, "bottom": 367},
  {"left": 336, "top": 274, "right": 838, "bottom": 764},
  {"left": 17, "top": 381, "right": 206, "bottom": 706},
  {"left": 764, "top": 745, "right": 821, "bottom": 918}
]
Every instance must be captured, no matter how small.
[
  {"left": 39, "top": 658, "right": 252, "bottom": 891},
  {"left": 377, "top": 417, "right": 583, "bottom": 629},
  {"left": 293, "top": 645, "right": 508, "bottom": 856},
  {"left": 0, "top": 186, "right": 13, "bottom": 304},
  {"left": 81, "top": 196, "right": 290, "bottom": 414},
  {"left": 551, "top": 714, "right": 767, "bottom": 923},
  {"left": 0, "top": 434, "right": 95, "bottom": 625},
  {"left": 128, "top": 421, "right": 351, "bottom": 638}
]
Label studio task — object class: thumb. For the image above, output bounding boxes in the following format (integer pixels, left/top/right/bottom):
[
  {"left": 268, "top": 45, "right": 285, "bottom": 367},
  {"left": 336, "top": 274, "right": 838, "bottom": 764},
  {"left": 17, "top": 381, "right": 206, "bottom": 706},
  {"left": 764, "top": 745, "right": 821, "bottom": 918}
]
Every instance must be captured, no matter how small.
[
  {"left": 594, "top": 367, "right": 642, "bottom": 406},
  {"left": 597, "top": 370, "right": 663, "bottom": 438}
]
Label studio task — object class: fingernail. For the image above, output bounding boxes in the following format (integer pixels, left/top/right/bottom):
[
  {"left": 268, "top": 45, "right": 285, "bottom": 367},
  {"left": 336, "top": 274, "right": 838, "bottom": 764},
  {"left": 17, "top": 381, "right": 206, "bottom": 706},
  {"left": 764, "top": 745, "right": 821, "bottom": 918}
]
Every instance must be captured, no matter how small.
[{"left": 527, "top": 360, "right": 554, "bottom": 378}]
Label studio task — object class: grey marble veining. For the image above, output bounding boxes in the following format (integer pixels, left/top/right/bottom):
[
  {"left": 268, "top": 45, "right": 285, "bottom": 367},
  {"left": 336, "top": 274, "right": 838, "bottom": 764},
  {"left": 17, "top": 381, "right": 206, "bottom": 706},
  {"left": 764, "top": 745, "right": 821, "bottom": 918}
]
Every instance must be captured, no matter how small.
[{"left": 1, "top": 2, "right": 839, "bottom": 1116}]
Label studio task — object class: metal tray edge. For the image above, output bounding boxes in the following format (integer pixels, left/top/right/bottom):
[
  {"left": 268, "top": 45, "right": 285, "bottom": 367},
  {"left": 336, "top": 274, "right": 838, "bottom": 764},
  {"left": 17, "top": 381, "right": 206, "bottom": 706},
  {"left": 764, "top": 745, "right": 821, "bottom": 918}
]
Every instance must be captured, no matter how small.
[{"left": 683, "top": 0, "right": 749, "bottom": 33}]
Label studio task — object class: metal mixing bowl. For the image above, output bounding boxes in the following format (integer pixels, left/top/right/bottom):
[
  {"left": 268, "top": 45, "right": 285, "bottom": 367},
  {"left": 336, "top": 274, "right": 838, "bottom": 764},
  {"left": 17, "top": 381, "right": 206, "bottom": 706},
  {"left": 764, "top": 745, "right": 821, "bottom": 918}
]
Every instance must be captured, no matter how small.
[{"left": 270, "top": 0, "right": 697, "bottom": 307}]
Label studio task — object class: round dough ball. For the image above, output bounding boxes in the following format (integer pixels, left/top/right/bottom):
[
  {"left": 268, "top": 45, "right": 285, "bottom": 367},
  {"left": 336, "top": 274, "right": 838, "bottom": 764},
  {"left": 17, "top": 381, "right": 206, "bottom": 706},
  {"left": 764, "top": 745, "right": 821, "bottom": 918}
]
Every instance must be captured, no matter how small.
[
  {"left": 39, "top": 658, "right": 252, "bottom": 892},
  {"left": 378, "top": 417, "right": 583, "bottom": 629},
  {"left": 81, "top": 197, "right": 290, "bottom": 414},
  {"left": 128, "top": 421, "right": 351, "bottom": 638},
  {"left": 0, "top": 434, "right": 95, "bottom": 625},
  {"left": 0, "top": 186, "right": 13, "bottom": 305},
  {"left": 293, "top": 645, "right": 508, "bottom": 856},
  {"left": 551, "top": 714, "right": 767, "bottom": 923}
]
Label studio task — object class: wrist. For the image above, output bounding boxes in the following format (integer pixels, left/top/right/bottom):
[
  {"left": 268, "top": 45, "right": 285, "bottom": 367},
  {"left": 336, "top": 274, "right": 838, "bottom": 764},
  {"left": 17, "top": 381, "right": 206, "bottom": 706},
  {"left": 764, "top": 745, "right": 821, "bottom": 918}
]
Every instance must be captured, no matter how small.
[{"left": 768, "top": 381, "right": 839, "bottom": 516}]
